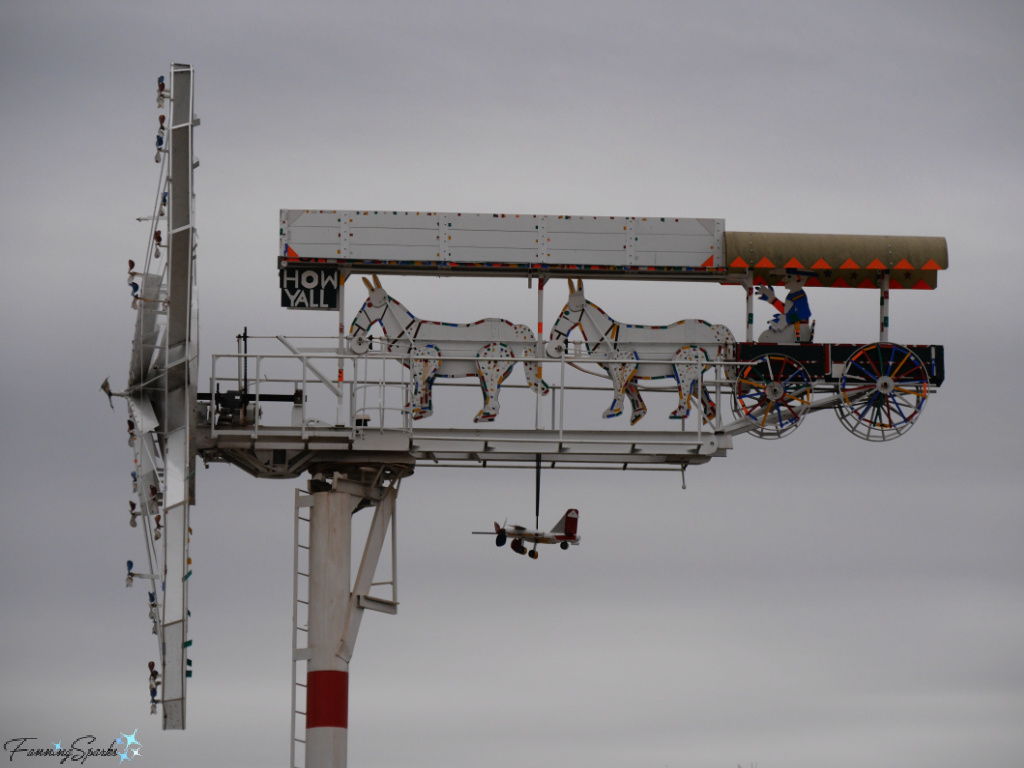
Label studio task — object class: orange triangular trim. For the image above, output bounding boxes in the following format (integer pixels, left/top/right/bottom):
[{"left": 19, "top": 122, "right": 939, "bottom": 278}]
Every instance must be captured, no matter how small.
[
  {"left": 831, "top": 277, "right": 850, "bottom": 288},
  {"left": 755, "top": 257, "right": 775, "bottom": 268},
  {"left": 812, "top": 258, "right": 831, "bottom": 270},
  {"left": 858, "top": 278, "right": 876, "bottom": 289},
  {"left": 701, "top": 255, "right": 715, "bottom": 268},
  {"left": 752, "top": 275, "right": 768, "bottom": 285},
  {"left": 806, "top": 277, "right": 823, "bottom": 287},
  {"left": 784, "top": 258, "right": 804, "bottom": 269},
  {"left": 840, "top": 258, "right": 859, "bottom": 270},
  {"left": 894, "top": 258, "right": 913, "bottom": 270},
  {"left": 285, "top": 245, "right": 301, "bottom": 261},
  {"left": 866, "top": 258, "right": 887, "bottom": 270},
  {"left": 730, "top": 257, "right": 749, "bottom": 268},
  {"left": 922, "top": 259, "right": 941, "bottom": 270},
  {"left": 912, "top": 279, "right": 931, "bottom": 290}
]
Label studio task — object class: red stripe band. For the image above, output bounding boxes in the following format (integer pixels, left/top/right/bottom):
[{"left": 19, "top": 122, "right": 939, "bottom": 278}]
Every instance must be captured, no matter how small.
[{"left": 307, "top": 670, "right": 348, "bottom": 729}]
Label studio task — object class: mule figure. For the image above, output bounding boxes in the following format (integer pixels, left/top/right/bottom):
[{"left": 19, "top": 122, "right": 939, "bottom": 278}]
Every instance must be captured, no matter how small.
[
  {"left": 547, "top": 279, "right": 736, "bottom": 425},
  {"left": 350, "top": 276, "right": 549, "bottom": 422}
]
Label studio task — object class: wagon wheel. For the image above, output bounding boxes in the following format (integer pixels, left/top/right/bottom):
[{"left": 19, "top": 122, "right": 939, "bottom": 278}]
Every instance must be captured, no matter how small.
[
  {"left": 732, "top": 354, "right": 812, "bottom": 439},
  {"left": 836, "top": 342, "right": 928, "bottom": 441}
]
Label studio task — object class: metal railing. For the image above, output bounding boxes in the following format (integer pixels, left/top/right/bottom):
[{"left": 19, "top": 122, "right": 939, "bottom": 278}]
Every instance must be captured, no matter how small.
[{"left": 202, "top": 335, "right": 739, "bottom": 442}]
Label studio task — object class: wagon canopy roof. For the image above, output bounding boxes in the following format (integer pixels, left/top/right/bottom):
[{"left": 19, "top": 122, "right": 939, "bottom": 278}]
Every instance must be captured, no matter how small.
[{"left": 724, "top": 231, "right": 948, "bottom": 290}]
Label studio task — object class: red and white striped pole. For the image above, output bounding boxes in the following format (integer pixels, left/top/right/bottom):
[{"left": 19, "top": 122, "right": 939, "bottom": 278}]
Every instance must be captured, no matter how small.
[{"left": 306, "top": 485, "right": 355, "bottom": 767}]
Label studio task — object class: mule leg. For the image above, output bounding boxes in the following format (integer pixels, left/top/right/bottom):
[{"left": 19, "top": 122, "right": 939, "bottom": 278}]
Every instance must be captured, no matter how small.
[
  {"left": 524, "top": 360, "right": 550, "bottom": 395},
  {"left": 623, "top": 381, "right": 648, "bottom": 425},
  {"left": 416, "top": 366, "right": 439, "bottom": 419},
  {"left": 410, "top": 345, "right": 441, "bottom": 420},
  {"left": 515, "top": 325, "right": 550, "bottom": 396},
  {"left": 600, "top": 364, "right": 624, "bottom": 418},
  {"left": 600, "top": 351, "right": 638, "bottom": 419},
  {"left": 521, "top": 350, "right": 550, "bottom": 396},
  {"left": 669, "top": 347, "right": 704, "bottom": 421},
  {"left": 405, "top": 363, "right": 422, "bottom": 415},
  {"left": 699, "top": 380, "right": 717, "bottom": 421},
  {"left": 475, "top": 342, "right": 515, "bottom": 423}
]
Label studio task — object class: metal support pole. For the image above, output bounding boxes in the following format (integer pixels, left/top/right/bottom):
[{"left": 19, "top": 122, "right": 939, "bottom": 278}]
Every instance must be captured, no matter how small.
[
  {"left": 744, "top": 276, "right": 754, "bottom": 343},
  {"left": 536, "top": 277, "right": 546, "bottom": 429},
  {"left": 879, "top": 271, "right": 890, "bottom": 342},
  {"left": 306, "top": 483, "right": 356, "bottom": 768},
  {"left": 337, "top": 273, "right": 347, "bottom": 426},
  {"left": 303, "top": 468, "right": 406, "bottom": 768}
]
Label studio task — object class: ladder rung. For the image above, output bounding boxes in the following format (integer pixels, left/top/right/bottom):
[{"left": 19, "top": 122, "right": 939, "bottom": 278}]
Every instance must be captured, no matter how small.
[
  {"left": 297, "top": 626, "right": 307, "bottom": 632},
  {"left": 297, "top": 544, "right": 309, "bottom": 550},
  {"left": 297, "top": 572, "right": 309, "bottom": 578},
  {"left": 295, "top": 710, "right": 306, "bottom": 716},
  {"left": 295, "top": 682, "right": 307, "bottom": 688},
  {"left": 294, "top": 738, "right": 306, "bottom": 744},
  {"left": 297, "top": 599, "right": 308, "bottom": 605}
]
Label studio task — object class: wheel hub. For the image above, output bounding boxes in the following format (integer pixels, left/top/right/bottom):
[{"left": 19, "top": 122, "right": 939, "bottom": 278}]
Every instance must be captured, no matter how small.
[
  {"left": 875, "top": 375, "right": 896, "bottom": 394},
  {"left": 764, "top": 381, "right": 785, "bottom": 401}
]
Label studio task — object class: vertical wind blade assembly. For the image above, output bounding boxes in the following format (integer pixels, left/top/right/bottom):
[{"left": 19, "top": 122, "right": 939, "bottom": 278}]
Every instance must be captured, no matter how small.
[{"left": 123, "top": 63, "right": 199, "bottom": 731}]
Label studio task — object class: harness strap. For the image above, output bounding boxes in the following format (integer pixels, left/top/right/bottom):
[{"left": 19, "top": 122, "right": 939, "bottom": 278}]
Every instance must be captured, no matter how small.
[
  {"left": 595, "top": 321, "right": 619, "bottom": 351},
  {"left": 351, "top": 306, "right": 371, "bottom": 334}
]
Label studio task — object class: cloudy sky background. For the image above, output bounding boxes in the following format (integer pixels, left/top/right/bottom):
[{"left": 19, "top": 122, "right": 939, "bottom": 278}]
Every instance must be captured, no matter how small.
[{"left": 2, "top": 2, "right": 1022, "bottom": 766}]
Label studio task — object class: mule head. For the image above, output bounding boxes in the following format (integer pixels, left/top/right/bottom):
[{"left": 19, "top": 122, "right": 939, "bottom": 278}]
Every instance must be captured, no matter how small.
[
  {"left": 547, "top": 279, "right": 587, "bottom": 356},
  {"left": 361, "top": 274, "right": 388, "bottom": 304},
  {"left": 350, "top": 275, "right": 389, "bottom": 350},
  {"left": 566, "top": 277, "right": 586, "bottom": 312}
]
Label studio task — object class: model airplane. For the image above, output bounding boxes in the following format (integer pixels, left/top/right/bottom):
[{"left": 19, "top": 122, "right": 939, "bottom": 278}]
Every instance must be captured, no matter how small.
[{"left": 474, "top": 509, "right": 580, "bottom": 559}]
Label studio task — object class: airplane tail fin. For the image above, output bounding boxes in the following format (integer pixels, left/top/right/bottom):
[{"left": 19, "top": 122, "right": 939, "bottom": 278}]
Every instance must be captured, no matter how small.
[{"left": 551, "top": 508, "right": 579, "bottom": 537}]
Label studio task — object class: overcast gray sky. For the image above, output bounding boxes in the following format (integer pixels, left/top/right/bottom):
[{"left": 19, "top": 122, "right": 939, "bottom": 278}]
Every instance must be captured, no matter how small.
[{"left": 2, "top": 2, "right": 1022, "bottom": 767}]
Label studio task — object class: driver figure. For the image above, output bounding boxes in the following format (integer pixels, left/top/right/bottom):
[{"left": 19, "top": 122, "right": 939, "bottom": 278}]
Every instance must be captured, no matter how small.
[{"left": 756, "top": 273, "right": 812, "bottom": 343}]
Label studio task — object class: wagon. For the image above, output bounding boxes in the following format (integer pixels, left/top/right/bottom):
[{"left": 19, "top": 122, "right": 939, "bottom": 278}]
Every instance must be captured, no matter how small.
[{"left": 724, "top": 231, "right": 947, "bottom": 442}]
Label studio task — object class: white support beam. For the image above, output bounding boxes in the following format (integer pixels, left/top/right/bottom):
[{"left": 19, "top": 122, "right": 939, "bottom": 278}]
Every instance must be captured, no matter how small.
[{"left": 339, "top": 483, "right": 397, "bottom": 663}]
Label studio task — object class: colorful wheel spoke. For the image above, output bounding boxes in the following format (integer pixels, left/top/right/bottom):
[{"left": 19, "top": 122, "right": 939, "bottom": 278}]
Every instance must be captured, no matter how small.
[
  {"left": 888, "top": 351, "right": 912, "bottom": 379},
  {"left": 837, "top": 343, "right": 928, "bottom": 441},
  {"left": 848, "top": 358, "right": 880, "bottom": 381},
  {"left": 732, "top": 354, "right": 810, "bottom": 440}
]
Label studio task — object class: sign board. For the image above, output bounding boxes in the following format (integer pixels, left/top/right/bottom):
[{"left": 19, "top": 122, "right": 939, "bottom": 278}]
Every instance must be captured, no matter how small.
[
  {"left": 279, "top": 210, "right": 725, "bottom": 279},
  {"left": 280, "top": 266, "right": 339, "bottom": 310}
]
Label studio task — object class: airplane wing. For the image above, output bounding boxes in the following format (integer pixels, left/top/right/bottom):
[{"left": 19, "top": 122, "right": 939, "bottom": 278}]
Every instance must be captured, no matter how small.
[{"left": 471, "top": 521, "right": 503, "bottom": 535}]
